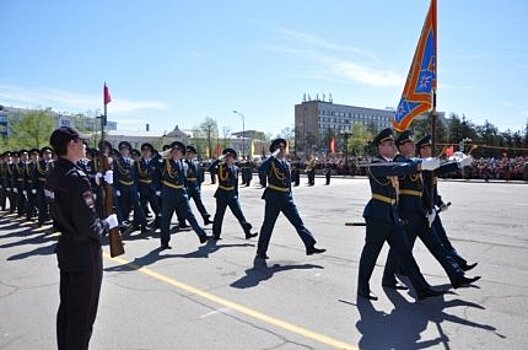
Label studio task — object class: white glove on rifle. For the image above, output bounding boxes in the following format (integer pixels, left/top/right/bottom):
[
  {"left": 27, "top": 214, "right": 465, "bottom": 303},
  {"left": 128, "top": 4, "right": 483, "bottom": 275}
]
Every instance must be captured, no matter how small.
[
  {"left": 103, "top": 170, "right": 114, "bottom": 184},
  {"left": 22, "top": 190, "right": 27, "bottom": 196},
  {"left": 13, "top": 188, "right": 18, "bottom": 194},
  {"left": 95, "top": 172, "right": 103, "bottom": 186},
  {"left": 457, "top": 155, "right": 474, "bottom": 168},
  {"left": 426, "top": 210, "right": 436, "bottom": 227},
  {"left": 31, "top": 189, "right": 37, "bottom": 195},
  {"left": 420, "top": 157, "right": 440, "bottom": 171},
  {"left": 115, "top": 190, "right": 121, "bottom": 197},
  {"left": 271, "top": 149, "right": 280, "bottom": 158},
  {"left": 155, "top": 191, "right": 161, "bottom": 196},
  {"left": 104, "top": 214, "right": 119, "bottom": 230}
]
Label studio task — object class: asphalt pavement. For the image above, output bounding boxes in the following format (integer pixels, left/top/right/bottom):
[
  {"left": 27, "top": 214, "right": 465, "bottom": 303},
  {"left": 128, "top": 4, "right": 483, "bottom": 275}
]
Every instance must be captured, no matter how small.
[{"left": 1, "top": 177, "right": 527, "bottom": 349}]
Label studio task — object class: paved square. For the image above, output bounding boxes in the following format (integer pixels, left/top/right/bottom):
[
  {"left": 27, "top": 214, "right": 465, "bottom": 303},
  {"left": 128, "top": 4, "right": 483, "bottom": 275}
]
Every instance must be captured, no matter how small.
[{"left": 1, "top": 177, "right": 527, "bottom": 349}]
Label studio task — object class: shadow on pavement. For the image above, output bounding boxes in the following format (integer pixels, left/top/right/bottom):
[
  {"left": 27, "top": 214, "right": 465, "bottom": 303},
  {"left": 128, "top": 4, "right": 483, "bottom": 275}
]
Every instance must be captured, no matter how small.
[
  {"left": 345, "top": 287, "right": 506, "bottom": 350},
  {"left": 230, "top": 256, "right": 324, "bottom": 289},
  {"left": 104, "top": 239, "right": 254, "bottom": 272}
]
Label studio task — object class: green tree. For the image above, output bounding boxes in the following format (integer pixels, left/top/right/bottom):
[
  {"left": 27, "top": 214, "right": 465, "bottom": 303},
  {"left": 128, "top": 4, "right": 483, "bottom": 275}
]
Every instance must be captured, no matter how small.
[
  {"left": 278, "top": 126, "right": 295, "bottom": 151},
  {"left": 348, "top": 123, "right": 373, "bottom": 156},
  {"left": 191, "top": 117, "right": 218, "bottom": 158},
  {"left": 7, "top": 109, "right": 55, "bottom": 149}
]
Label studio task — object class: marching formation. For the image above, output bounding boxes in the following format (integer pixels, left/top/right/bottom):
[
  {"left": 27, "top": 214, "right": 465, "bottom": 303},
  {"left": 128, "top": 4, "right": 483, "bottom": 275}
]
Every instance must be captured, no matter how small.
[{"left": 0, "top": 126, "right": 484, "bottom": 349}]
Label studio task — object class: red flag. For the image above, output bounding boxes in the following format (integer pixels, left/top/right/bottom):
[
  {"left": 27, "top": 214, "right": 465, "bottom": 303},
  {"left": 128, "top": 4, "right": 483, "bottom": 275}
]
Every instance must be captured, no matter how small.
[
  {"left": 443, "top": 145, "right": 454, "bottom": 157},
  {"left": 329, "top": 137, "right": 336, "bottom": 153},
  {"left": 104, "top": 83, "right": 112, "bottom": 105}
]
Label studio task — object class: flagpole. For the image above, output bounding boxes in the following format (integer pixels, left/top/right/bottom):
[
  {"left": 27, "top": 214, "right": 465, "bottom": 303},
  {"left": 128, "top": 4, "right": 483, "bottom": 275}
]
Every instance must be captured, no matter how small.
[{"left": 429, "top": 88, "right": 437, "bottom": 213}]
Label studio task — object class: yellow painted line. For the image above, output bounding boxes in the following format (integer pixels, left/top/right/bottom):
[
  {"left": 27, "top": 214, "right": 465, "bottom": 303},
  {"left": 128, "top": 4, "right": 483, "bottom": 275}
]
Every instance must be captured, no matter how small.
[{"left": 104, "top": 253, "right": 357, "bottom": 350}]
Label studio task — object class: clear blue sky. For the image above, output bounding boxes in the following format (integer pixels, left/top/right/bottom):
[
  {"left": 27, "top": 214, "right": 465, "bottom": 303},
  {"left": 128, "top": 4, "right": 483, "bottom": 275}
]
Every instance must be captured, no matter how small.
[{"left": 1, "top": 0, "right": 526, "bottom": 136}]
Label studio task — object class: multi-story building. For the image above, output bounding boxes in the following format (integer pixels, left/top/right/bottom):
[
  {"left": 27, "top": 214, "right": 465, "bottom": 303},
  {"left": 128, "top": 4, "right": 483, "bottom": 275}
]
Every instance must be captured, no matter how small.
[{"left": 295, "top": 99, "right": 395, "bottom": 156}]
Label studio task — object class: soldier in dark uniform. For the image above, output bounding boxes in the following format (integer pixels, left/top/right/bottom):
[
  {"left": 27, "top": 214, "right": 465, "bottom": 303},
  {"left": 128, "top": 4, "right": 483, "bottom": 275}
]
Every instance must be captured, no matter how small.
[
  {"left": 23, "top": 149, "right": 40, "bottom": 221},
  {"left": 208, "top": 159, "right": 217, "bottom": 184},
  {"left": 382, "top": 131, "right": 480, "bottom": 290},
  {"left": 256, "top": 139, "right": 326, "bottom": 259},
  {"left": 0, "top": 152, "right": 7, "bottom": 211},
  {"left": 291, "top": 160, "right": 300, "bottom": 187},
  {"left": 113, "top": 141, "right": 151, "bottom": 235},
  {"left": 13, "top": 150, "right": 27, "bottom": 217},
  {"left": 136, "top": 143, "right": 162, "bottom": 230},
  {"left": 324, "top": 161, "right": 331, "bottom": 185},
  {"left": 6, "top": 151, "right": 17, "bottom": 214},
  {"left": 209, "top": 148, "right": 257, "bottom": 240},
  {"left": 34, "top": 146, "right": 54, "bottom": 226},
  {"left": 417, "top": 135, "right": 478, "bottom": 272},
  {"left": 306, "top": 156, "right": 316, "bottom": 186},
  {"left": 45, "top": 127, "right": 119, "bottom": 350},
  {"left": 185, "top": 145, "right": 212, "bottom": 226},
  {"left": 159, "top": 141, "right": 211, "bottom": 249},
  {"left": 357, "top": 128, "right": 444, "bottom": 301}
]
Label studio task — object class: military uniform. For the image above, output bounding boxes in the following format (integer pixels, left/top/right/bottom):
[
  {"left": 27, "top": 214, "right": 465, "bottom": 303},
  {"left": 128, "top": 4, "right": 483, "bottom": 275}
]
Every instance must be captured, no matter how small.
[
  {"left": 185, "top": 145, "right": 212, "bottom": 226},
  {"left": 210, "top": 148, "right": 255, "bottom": 240},
  {"left": 357, "top": 129, "right": 441, "bottom": 301},
  {"left": 257, "top": 139, "right": 324, "bottom": 259},
  {"left": 12, "top": 153, "right": 27, "bottom": 217},
  {"left": 34, "top": 147, "right": 54, "bottom": 225},
  {"left": 113, "top": 141, "right": 149, "bottom": 232},
  {"left": 137, "top": 143, "right": 162, "bottom": 229},
  {"left": 160, "top": 142, "right": 210, "bottom": 249}
]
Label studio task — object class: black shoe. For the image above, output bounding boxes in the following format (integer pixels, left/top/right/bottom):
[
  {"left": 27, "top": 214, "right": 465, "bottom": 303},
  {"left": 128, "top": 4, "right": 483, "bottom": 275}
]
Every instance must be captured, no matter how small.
[
  {"left": 245, "top": 231, "right": 258, "bottom": 239},
  {"left": 452, "top": 275, "right": 481, "bottom": 289},
  {"left": 199, "top": 235, "right": 212, "bottom": 244},
  {"left": 256, "top": 252, "right": 269, "bottom": 259},
  {"left": 306, "top": 246, "right": 326, "bottom": 255},
  {"left": 461, "top": 262, "right": 478, "bottom": 272},
  {"left": 382, "top": 282, "right": 408, "bottom": 291},
  {"left": 141, "top": 226, "right": 153, "bottom": 235},
  {"left": 417, "top": 288, "right": 445, "bottom": 301},
  {"left": 179, "top": 223, "right": 190, "bottom": 229},
  {"left": 204, "top": 217, "right": 213, "bottom": 226},
  {"left": 212, "top": 235, "right": 222, "bottom": 240},
  {"left": 358, "top": 290, "right": 378, "bottom": 301},
  {"left": 160, "top": 244, "right": 172, "bottom": 250}
]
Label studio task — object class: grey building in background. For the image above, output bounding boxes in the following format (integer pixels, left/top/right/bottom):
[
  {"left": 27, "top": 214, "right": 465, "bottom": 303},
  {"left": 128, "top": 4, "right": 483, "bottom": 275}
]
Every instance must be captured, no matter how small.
[{"left": 295, "top": 99, "right": 394, "bottom": 156}]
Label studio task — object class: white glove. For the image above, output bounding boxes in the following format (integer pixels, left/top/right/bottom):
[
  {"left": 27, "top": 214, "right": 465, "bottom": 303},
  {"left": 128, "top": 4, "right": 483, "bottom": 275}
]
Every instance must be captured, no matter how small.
[
  {"left": 95, "top": 172, "right": 103, "bottom": 186},
  {"left": 420, "top": 157, "right": 440, "bottom": 171},
  {"left": 155, "top": 191, "right": 161, "bottom": 196},
  {"left": 104, "top": 214, "right": 119, "bottom": 230},
  {"left": 6, "top": 188, "right": 11, "bottom": 192},
  {"left": 271, "top": 149, "right": 280, "bottom": 157},
  {"left": 457, "top": 155, "right": 474, "bottom": 168},
  {"left": 22, "top": 190, "right": 27, "bottom": 195},
  {"left": 115, "top": 190, "right": 121, "bottom": 197},
  {"left": 13, "top": 188, "right": 18, "bottom": 194},
  {"left": 438, "top": 203, "right": 449, "bottom": 212},
  {"left": 426, "top": 210, "right": 436, "bottom": 227},
  {"left": 31, "top": 189, "right": 37, "bottom": 195},
  {"left": 103, "top": 170, "right": 114, "bottom": 184}
]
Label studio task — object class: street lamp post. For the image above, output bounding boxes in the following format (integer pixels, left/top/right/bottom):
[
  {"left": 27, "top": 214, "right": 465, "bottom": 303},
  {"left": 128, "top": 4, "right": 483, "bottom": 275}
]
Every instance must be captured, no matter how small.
[
  {"left": 341, "top": 129, "right": 351, "bottom": 175},
  {"left": 232, "top": 110, "right": 245, "bottom": 159}
]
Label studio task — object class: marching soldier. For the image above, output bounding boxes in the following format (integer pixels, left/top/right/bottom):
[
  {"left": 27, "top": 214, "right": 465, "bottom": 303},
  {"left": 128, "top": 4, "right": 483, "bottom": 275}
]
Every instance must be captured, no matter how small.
[
  {"left": 45, "top": 127, "right": 119, "bottom": 350},
  {"left": 159, "top": 141, "right": 211, "bottom": 249},
  {"left": 13, "top": 150, "right": 27, "bottom": 217},
  {"left": 256, "top": 139, "right": 325, "bottom": 259},
  {"left": 113, "top": 141, "right": 151, "bottom": 235},
  {"left": 24, "top": 149, "right": 40, "bottom": 221},
  {"left": 185, "top": 145, "right": 212, "bottom": 226},
  {"left": 34, "top": 146, "right": 54, "bottom": 226},
  {"left": 417, "top": 135, "right": 478, "bottom": 272},
  {"left": 136, "top": 143, "right": 162, "bottom": 230},
  {"left": 382, "top": 131, "right": 480, "bottom": 290},
  {"left": 324, "top": 161, "right": 331, "bottom": 185},
  {"left": 0, "top": 153, "right": 7, "bottom": 211},
  {"left": 306, "top": 156, "right": 316, "bottom": 186},
  {"left": 210, "top": 148, "right": 257, "bottom": 240},
  {"left": 6, "top": 152, "right": 17, "bottom": 214},
  {"left": 357, "top": 128, "right": 444, "bottom": 301}
]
